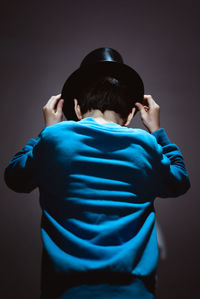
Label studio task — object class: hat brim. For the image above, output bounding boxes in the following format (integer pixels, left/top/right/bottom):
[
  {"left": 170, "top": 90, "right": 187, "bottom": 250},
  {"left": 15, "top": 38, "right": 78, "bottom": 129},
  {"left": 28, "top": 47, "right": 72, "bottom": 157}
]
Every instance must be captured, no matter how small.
[{"left": 61, "top": 61, "right": 144, "bottom": 121}]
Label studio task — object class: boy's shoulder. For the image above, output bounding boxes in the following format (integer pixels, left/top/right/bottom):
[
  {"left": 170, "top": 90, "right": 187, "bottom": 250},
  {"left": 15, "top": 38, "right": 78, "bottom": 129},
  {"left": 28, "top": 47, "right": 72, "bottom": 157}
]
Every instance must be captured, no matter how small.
[
  {"left": 40, "top": 120, "right": 157, "bottom": 147},
  {"left": 40, "top": 120, "right": 77, "bottom": 136}
]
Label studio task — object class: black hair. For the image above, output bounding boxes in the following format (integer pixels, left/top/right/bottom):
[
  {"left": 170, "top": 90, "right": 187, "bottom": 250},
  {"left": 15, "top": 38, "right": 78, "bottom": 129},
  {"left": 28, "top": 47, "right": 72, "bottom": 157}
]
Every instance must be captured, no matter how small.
[{"left": 76, "top": 76, "right": 137, "bottom": 120}]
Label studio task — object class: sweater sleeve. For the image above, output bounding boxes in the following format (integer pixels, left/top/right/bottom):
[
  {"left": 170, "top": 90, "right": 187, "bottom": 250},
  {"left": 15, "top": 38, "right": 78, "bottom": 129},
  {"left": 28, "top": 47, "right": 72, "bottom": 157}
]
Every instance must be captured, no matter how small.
[
  {"left": 4, "top": 127, "right": 46, "bottom": 193},
  {"left": 151, "top": 128, "right": 191, "bottom": 198}
]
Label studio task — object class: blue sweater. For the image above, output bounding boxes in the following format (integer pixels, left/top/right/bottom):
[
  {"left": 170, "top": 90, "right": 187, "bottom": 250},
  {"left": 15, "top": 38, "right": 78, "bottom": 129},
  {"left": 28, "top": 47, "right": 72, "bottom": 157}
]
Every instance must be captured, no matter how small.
[{"left": 4, "top": 117, "right": 190, "bottom": 298}]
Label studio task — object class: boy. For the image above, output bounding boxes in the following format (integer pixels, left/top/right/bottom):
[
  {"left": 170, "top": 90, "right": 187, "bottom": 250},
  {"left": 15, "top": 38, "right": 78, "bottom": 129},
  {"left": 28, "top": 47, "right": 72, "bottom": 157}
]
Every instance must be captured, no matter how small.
[{"left": 4, "top": 49, "right": 190, "bottom": 299}]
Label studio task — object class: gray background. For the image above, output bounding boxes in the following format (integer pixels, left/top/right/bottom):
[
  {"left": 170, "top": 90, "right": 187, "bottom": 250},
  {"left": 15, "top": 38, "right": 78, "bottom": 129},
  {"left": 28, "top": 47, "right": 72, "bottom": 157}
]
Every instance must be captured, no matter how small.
[{"left": 1, "top": 1, "right": 199, "bottom": 298}]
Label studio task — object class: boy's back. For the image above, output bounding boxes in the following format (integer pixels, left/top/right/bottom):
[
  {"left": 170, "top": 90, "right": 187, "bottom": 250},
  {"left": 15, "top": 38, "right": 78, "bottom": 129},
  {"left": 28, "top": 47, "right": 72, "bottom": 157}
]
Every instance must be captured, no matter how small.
[
  {"left": 4, "top": 116, "right": 190, "bottom": 298},
  {"left": 4, "top": 47, "right": 191, "bottom": 298}
]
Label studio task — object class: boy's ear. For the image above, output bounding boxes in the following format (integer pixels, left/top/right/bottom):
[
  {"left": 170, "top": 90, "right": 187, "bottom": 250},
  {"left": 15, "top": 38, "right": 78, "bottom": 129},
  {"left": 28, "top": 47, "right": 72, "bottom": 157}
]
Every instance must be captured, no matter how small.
[
  {"left": 74, "top": 98, "right": 82, "bottom": 120},
  {"left": 124, "top": 107, "right": 136, "bottom": 126}
]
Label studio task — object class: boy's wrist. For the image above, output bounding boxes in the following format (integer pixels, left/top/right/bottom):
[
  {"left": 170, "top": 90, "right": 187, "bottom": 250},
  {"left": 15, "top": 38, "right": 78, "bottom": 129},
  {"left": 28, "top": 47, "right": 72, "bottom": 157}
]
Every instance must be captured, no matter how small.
[
  {"left": 149, "top": 126, "right": 161, "bottom": 133},
  {"left": 151, "top": 128, "right": 171, "bottom": 146}
]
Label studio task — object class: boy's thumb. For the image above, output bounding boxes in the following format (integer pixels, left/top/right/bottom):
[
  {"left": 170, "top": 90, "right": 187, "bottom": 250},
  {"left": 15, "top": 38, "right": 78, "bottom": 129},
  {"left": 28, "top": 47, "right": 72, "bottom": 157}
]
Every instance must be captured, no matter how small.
[
  {"left": 57, "top": 99, "right": 64, "bottom": 111},
  {"left": 135, "top": 102, "right": 143, "bottom": 111}
]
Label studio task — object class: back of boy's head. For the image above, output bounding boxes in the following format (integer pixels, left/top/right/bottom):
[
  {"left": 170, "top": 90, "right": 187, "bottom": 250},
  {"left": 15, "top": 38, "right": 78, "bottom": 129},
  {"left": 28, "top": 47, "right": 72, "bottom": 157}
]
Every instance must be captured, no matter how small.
[{"left": 76, "top": 76, "right": 137, "bottom": 120}]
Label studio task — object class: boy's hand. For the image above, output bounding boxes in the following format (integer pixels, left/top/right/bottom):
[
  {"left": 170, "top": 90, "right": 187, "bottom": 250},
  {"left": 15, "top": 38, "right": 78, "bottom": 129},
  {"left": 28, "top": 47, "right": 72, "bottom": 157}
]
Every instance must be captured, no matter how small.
[
  {"left": 135, "top": 95, "right": 160, "bottom": 133},
  {"left": 42, "top": 94, "right": 64, "bottom": 127}
]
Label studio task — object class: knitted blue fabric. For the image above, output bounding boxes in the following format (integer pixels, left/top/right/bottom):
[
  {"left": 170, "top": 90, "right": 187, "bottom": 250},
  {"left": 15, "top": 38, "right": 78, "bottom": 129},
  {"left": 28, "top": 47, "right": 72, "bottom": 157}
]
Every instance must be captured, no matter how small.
[{"left": 4, "top": 117, "right": 190, "bottom": 298}]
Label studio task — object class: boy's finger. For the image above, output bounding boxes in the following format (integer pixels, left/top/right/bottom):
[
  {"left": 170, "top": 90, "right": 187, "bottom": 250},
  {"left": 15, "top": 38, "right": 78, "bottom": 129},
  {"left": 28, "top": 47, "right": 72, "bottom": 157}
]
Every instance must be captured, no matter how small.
[
  {"left": 144, "top": 95, "right": 156, "bottom": 108},
  {"left": 48, "top": 94, "right": 62, "bottom": 109},
  {"left": 56, "top": 99, "right": 64, "bottom": 113},
  {"left": 135, "top": 102, "right": 144, "bottom": 111}
]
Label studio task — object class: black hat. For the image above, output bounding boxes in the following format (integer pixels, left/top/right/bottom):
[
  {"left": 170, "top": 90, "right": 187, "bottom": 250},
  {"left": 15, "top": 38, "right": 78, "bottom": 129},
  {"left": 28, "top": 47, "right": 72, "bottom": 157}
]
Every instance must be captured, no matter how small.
[{"left": 61, "top": 47, "right": 144, "bottom": 120}]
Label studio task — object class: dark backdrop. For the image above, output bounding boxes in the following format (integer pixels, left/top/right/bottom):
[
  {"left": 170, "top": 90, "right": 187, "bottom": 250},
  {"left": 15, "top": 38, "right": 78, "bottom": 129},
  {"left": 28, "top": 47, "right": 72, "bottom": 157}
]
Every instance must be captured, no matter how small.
[{"left": 1, "top": 1, "right": 199, "bottom": 298}]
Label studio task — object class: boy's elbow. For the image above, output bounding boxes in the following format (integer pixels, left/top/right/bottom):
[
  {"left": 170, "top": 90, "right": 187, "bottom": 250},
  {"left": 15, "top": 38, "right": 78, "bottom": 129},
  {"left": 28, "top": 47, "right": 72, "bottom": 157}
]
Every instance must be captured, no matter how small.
[
  {"left": 4, "top": 166, "right": 15, "bottom": 191},
  {"left": 181, "top": 176, "right": 191, "bottom": 195},
  {"left": 4, "top": 167, "right": 35, "bottom": 194},
  {"left": 158, "top": 173, "right": 191, "bottom": 199},
  {"left": 173, "top": 175, "right": 191, "bottom": 197}
]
